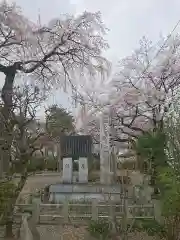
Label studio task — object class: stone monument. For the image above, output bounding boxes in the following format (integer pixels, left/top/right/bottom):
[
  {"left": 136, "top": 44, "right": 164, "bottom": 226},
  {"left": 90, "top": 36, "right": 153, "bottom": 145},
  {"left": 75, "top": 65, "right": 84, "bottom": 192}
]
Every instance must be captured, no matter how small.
[
  {"left": 62, "top": 157, "right": 73, "bottom": 183},
  {"left": 60, "top": 135, "right": 92, "bottom": 184},
  {"left": 78, "top": 157, "right": 88, "bottom": 183}
]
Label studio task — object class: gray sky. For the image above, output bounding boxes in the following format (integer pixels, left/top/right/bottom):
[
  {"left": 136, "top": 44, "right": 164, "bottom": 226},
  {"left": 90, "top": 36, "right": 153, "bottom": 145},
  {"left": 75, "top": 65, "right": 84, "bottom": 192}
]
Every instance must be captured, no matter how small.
[{"left": 3, "top": 0, "right": 180, "bottom": 120}]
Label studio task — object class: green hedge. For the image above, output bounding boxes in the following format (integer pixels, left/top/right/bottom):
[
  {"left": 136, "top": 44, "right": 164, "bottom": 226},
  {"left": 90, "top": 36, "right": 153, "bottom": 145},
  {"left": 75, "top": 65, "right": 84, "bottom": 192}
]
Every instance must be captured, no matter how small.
[
  {"left": 12, "top": 157, "right": 58, "bottom": 173},
  {"left": 28, "top": 157, "right": 57, "bottom": 172},
  {"left": 45, "top": 158, "right": 58, "bottom": 171},
  {"left": 27, "top": 157, "right": 45, "bottom": 172}
]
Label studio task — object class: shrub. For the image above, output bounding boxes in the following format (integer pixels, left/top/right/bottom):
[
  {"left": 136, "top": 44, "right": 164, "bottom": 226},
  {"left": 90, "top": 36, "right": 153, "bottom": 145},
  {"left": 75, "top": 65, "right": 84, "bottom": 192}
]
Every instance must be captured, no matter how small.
[
  {"left": 46, "top": 158, "right": 57, "bottom": 171},
  {"left": 88, "top": 219, "right": 112, "bottom": 239},
  {"left": 27, "top": 157, "right": 45, "bottom": 172},
  {"left": 12, "top": 156, "right": 58, "bottom": 173},
  {"left": 132, "top": 219, "right": 166, "bottom": 239}
]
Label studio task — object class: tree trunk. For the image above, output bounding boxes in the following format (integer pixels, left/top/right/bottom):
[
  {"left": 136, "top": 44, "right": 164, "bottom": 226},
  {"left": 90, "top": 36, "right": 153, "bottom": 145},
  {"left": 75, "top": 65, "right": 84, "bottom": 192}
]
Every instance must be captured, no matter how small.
[
  {"left": 4, "top": 137, "right": 37, "bottom": 237},
  {"left": 0, "top": 66, "right": 16, "bottom": 177},
  {"left": 4, "top": 172, "right": 28, "bottom": 238},
  {"left": 4, "top": 123, "right": 30, "bottom": 237},
  {"left": 5, "top": 219, "right": 14, "bottom": 238}
]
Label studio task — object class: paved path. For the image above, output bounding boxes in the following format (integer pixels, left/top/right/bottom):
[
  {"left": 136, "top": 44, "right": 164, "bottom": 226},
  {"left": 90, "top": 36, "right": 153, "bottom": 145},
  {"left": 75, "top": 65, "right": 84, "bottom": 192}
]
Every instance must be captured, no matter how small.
[{"left": 17, "top": 172, "right": 62, "bottom": 202}]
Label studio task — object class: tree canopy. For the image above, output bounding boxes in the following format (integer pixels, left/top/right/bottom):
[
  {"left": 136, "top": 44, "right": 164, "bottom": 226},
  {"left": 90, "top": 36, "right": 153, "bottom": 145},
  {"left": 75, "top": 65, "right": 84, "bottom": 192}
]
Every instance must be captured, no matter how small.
[
  {"left": 78, "top": 36, "right": 180, "bottom": 148},
  {"left": 45, "top": 104, "right": 74, "bottom": 137},
  {"left": 0, "top": 1, "right": 109, "bottom": 176},
  {"left": 0, "top": 2, "right": 109, "bottom": 107}
]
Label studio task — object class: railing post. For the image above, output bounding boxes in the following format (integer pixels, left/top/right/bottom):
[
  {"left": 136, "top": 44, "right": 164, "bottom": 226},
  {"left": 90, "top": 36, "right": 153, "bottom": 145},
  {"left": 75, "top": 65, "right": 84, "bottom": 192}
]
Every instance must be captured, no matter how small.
[
  {"left": 92, "top": 199, "right": 98, "bottom": 221},
  {"left": 122, "top": 189, "right": 129, "bottom": 240},
  {"left": 31, "top": 199, "right": 41, "bottom": 224},
  {"left": 63, "top": 200, "right": 69, "bottom": 223},
  {"left": 109, "top": 198, "right": 116, "bottom": 232},
  {"left": 153, "top": 199, "right": 163, "bottom": 223},
  {"left": 27, "top": 200, "right": 41, "bottom": 240}
]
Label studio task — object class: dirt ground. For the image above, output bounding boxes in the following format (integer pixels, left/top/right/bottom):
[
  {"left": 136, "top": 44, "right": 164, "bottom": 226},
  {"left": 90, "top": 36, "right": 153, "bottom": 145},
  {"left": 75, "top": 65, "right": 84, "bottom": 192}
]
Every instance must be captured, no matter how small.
[
  {"left": 37, "top": 225, "right": 156, "bottom": 240},
  {"left": 1, "top": 223, "right": 156, "bottom": 240}
]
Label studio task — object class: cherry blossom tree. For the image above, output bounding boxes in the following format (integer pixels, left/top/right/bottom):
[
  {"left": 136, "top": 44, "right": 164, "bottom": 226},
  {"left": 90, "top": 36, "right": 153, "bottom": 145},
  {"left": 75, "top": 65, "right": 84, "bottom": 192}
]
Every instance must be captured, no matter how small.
[
  {"left": 0, "top": 1, "right": 109, "bottom": 174},
  {"left": 107, "top": 36, "right": 180, "bottom": 141},
  {"left": 112, "top": 36, "right": 180, "bottom": 133},
  {"left": 77, "top": 35, "right": 180, "bottom": 160}
]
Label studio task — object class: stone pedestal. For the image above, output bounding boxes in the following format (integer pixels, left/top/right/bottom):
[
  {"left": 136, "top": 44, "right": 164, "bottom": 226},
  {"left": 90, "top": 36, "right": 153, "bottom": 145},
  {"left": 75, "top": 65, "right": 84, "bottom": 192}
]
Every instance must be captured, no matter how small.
[
  {"left": 100, "top": 169, "right": 111, "bottom": 185},
  {"left": 78, "top": 157, "right": 88, "bottom": 183},
  {"left": 62, "top": 158, "right": 73, "bottom": 183}
]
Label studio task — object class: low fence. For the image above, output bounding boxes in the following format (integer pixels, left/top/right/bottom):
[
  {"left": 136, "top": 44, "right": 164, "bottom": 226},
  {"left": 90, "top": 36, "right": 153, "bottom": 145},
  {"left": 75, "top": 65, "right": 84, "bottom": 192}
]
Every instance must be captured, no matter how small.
[{"left": 14, "top": 199, "right": 156, "bottom": 226}]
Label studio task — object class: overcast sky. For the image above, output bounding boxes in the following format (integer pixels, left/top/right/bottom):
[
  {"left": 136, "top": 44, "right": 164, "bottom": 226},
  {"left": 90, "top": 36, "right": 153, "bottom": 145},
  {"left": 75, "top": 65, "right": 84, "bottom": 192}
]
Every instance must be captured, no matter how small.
[{"left": 3, "top": 0, "right": 180, "bottom": 120}]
